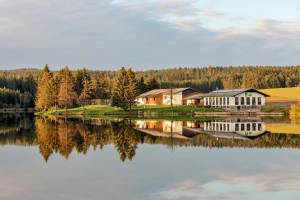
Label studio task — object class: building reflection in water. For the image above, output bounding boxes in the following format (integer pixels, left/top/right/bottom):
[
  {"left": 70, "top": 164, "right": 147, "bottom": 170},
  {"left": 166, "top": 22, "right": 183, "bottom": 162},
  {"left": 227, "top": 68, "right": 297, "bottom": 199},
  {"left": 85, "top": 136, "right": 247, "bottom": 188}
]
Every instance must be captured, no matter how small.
[
  {"left": 135, "top": 118, "right": 266, "bottom": 140},
  {"left": 3, "top": 116, "right": 300, "bottom": 162},
  {"left": 135, "top": 120, "right": 201, "bottom": 139},
  {"left": 203, "top": 118, "right": 266, "bottom": 140}
]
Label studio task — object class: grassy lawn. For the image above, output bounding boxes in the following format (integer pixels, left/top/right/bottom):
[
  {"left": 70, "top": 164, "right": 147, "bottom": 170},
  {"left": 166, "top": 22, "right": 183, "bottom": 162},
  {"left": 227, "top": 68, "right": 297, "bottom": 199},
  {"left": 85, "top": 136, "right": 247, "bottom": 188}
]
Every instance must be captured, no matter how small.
[
  {"left": 37, "top": 105, "right": 222, "bottom": 120},
  {"left": 38, "top": 105, "right": 121, "bottom": 117}
]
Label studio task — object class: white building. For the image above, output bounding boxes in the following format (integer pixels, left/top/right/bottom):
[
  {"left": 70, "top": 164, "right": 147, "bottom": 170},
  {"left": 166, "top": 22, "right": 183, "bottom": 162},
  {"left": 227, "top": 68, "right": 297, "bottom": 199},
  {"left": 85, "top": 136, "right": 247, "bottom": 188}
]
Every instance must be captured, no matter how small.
[
  {"left": 202, "top": 89, "right": 269, "bottom": 111},
  {"left": 203, "top": 119, "right": 266, "bottom": 138}
]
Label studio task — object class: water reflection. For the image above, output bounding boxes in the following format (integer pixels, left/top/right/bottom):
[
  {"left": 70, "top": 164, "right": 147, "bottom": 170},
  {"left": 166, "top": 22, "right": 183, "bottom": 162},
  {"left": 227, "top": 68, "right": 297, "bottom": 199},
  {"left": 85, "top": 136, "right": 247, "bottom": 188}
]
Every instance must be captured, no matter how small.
[{"left": 1, "top": 116, "right": 300, "bottom": 162}]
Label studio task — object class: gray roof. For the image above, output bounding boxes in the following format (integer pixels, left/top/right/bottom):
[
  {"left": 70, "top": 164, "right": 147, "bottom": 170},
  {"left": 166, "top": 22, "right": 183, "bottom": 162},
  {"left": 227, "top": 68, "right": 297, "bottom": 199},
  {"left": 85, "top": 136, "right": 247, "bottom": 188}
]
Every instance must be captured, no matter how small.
[{"left": 201, "top": 89, "right": 269, "bottom": 97}]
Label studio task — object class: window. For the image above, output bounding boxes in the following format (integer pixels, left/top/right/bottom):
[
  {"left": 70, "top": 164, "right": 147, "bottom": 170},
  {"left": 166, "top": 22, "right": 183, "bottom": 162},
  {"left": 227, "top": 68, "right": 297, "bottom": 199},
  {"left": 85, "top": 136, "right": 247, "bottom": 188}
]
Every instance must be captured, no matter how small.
[
  {"left": 216, "top": 98, "right": 219, "bottom": 106},
  {"left": 241, "top": 97, "right": 245, "bottom": 105},
  {"left": 258, "top": 97, "right": 262, "bottom": 105},
  {"left": 223, "top": 124, "right": 226, "bottom": 131},
  {"left": 258, "top": 123, "right": 262, "bottom": 131},
  {"left": 235, "top": 123, "right": 239, "bottom": 131},
  {"left": 227, "top": 97, "right": 229, "bottom": 105},
  {"left": 252, "top": 123, "right": 256, "bottom": 131},
  {"left": 220, "top": 124, "right": 222, "bottom": 131},
  {"left": 246, "top": 97, "right": 250, "bottom": 105},
  {"left": 247, "top": 123, "right": 251, "bottom": 131},
  {"left": 241, "top": 124, "right": 245, "bottom": 131},
  {"left": 227, "top": 124, "right": 230, "bottom": 131},
  {"left": 235, "top": 97, "right": 239, "bottom": 105},
  {"left": 252, "top": 97, "right": 256, "bottom": 105},
  {"left": 220, "top": 98, "right": 223, "bottom": 105}
]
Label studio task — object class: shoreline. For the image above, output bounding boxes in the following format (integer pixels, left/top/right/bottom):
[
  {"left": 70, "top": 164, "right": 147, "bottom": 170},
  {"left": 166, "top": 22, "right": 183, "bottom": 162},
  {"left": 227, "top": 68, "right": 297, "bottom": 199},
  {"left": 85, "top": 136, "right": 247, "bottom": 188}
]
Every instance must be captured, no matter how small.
[
  {"left": 35, "top": 105, "right": 287, "bottom": 119},
  {"left": 0, "top": 108, "right": 35, "bottom": 114}
]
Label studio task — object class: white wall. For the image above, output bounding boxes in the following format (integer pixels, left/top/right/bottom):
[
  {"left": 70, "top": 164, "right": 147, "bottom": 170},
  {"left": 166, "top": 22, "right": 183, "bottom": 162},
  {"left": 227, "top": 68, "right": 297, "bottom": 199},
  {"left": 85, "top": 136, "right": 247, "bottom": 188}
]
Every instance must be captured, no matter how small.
[
  {"left": 162, "top": 93, "right": 183, "bottom": 105},
  {"left": 204, "top": 121, "right": 266, "bottom": 136},
  {"left": 137, "top": 97, "right": 146, "bottom": 105},
  {"left": 204, "top": 92, "right": 266, "bottom": 107}
]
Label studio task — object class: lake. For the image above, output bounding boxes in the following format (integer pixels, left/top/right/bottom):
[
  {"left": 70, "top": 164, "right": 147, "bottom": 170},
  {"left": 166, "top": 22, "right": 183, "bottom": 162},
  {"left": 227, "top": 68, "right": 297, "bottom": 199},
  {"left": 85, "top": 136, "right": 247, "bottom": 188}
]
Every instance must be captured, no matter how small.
[{"left": 1, "top": 114, "right": 300, "bottom": 200}]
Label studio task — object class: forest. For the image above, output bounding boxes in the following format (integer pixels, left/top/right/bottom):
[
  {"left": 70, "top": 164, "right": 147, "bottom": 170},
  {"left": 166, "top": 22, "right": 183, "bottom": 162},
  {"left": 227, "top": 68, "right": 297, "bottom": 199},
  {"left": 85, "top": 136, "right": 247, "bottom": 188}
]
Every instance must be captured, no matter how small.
[{"left": 1, "top": 65, "right": 300, "bottom": 109}]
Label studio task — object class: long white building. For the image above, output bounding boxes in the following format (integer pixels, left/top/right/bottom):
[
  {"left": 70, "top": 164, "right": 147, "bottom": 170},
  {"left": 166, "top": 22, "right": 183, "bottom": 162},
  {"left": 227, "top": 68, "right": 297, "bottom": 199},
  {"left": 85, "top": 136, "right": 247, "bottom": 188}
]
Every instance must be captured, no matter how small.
[{"left": 202, "top": 89, "right": 269, "bottom": 111}]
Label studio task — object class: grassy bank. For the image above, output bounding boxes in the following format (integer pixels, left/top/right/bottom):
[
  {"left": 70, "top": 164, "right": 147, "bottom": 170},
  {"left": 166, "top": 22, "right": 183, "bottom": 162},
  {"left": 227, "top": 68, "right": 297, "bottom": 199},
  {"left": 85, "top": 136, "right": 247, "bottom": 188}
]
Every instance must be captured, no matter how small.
[{"left": 37, "top": 105, "right": 222, "bottom": 120}]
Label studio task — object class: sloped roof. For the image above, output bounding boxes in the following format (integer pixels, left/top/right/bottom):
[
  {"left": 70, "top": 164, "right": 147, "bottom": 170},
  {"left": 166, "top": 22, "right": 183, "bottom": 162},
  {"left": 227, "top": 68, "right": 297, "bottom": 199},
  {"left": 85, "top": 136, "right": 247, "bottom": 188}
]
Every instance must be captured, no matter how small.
[
  {"left": 184, "top": 93, "right": 204, "bottom": 100},
  {"left": 138, "top": 88, "right": 194, "bottom": 98},
  {"left": 202, "top": 89, "right": 269, "bottom": 97}
]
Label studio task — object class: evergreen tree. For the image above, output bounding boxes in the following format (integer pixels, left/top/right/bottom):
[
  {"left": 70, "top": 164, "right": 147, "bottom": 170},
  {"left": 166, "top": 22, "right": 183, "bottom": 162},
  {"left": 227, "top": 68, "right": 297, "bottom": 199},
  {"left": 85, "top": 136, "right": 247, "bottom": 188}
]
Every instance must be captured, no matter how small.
[
  {"left": 35, "top": 65, "right": 53, "bottom": 110},
  {"left": 49, "top": 74, "right": 61, "bottom": 109},
  {"left": 137, "top": 76, "right": 147, "bottom": 93},
  {"left": 146, "top": 77, "right": 160, "bottom": 90},
  {"left": 90, "top": 74, "right": 101, "bottom": 99},
  {"left": 79, "top": 78, "right": 93, "bottom": 105},
  {"left": 58, "top": 66, "right": 78, "bottom": 108},
  {"left": 75, "top": 68, "right": 90, "bottom": 95},
  {"left": 111, "top": 67, "right": 129, "bottom": 110},
  {"left": 126, "top": 68, "right": 139, "bottom": 109}
]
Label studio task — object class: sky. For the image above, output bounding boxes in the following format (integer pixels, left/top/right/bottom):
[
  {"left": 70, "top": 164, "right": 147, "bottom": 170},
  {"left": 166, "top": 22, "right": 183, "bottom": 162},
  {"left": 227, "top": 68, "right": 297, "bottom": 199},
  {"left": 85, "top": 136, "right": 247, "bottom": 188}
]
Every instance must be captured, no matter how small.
[{"left": 0, "top": 0, "right": 299, "bottom": 70}]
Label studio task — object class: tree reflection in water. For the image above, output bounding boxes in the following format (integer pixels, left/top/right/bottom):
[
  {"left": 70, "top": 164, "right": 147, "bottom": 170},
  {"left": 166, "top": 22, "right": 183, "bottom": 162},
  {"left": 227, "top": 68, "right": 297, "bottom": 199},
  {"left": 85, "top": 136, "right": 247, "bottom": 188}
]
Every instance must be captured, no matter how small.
[{"left": 2, "top": 116, "right": 300, "bottom": 162}]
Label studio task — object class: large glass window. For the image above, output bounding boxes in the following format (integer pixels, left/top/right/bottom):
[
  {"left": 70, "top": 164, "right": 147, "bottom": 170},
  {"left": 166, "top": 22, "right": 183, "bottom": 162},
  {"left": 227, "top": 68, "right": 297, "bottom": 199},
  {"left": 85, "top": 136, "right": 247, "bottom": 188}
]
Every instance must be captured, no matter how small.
[
  {"left": 241, "top": 124, "right": 245, "bottom": 131},
  {"left": 247, "top": 123, "right": 251, "bottom": 131},
  {"left": 258, "top": 123, "right": 262, "bottom": 131},
  {"left": 258, "top": 97, "right": 262, "bottom": 105},
  {"left": 246, "top": 97, "right": 250, "bottom": 105},
  {"left": 252, "top": 97, "right": 256, "bottom": 105},
  {"left": 235, "top": 97, "right": 239, "bottom": 105},
  {"left": 252, "top": 123, "right": 256, "bottom": 131},
  {"left": 241, "top": 97, "right": 245, "bottom": 105},
  {"left": 235, "top": 123, "right": 239, "bottom": 131}
]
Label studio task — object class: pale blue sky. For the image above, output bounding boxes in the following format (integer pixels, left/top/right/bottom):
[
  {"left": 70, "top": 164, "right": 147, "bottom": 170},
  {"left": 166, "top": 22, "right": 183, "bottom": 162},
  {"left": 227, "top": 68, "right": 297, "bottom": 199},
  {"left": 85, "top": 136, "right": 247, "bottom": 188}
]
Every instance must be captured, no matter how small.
[{"left": 0, "top": 0, "right": 299, "bottom": 70}]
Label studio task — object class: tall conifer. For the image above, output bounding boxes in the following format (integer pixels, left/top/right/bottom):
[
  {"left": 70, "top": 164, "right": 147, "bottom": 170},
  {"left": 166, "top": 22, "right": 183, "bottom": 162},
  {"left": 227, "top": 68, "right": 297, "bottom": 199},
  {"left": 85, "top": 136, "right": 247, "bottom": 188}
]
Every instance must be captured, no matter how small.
[
  {"left": 58, "top": 66, "right": 77, "bottom": 108},
  {"left": 35, "top": 64, "right": 53, "bottom": 110}
]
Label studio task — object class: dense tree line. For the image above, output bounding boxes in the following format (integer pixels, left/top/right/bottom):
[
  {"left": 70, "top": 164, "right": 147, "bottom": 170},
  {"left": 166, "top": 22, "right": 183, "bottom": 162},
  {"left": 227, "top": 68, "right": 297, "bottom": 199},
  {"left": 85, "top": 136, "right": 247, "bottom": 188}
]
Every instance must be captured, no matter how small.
[
  {"left": 136, "top": 66, "right": 300, "bottom": 92},
  {"left": 2, "top": 65, "right": 300, "bottom": 109},
  {"left": 0, "top": 71, "right": 36, "bottom": 108}
]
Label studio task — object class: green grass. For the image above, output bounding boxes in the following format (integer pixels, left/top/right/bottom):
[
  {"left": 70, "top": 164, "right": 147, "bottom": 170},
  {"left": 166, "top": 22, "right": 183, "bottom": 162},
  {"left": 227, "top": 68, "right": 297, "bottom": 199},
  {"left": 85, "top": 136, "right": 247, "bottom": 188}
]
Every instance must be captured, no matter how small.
[
  {"left": 37, "top": 105, "right": 121, "bottom": 117},
  {"left": 37, "top": 105, "right": 222, "bottom": 120}
]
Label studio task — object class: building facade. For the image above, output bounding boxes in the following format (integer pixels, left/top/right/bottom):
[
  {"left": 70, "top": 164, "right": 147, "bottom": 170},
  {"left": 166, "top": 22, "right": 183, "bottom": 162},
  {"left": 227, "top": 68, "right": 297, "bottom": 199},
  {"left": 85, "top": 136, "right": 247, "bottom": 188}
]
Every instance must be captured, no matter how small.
[
  {"left": 202, "top": 89, "right": 269, "bottom": 111},
  {"left": 136, "top": 88, "right": 199, "bottom": 106}
]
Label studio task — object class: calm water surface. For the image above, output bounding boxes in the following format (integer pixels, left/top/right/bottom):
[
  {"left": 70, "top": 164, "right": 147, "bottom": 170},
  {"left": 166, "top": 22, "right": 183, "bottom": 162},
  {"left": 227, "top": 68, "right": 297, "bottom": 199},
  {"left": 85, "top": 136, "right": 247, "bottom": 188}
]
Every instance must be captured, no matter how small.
[{"left": 1, "top": 115, "right": 300, "bottom": 200}]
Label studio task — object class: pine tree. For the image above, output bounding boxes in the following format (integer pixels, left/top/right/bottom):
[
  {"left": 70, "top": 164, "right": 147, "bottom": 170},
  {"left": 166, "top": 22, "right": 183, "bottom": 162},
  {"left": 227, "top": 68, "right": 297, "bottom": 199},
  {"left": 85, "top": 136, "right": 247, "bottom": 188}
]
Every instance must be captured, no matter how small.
[
  {"left": 111, "top": 67, "right": 129, "bottom": 110},
  {"left": 126, "top": 68, "right": 139, "bottom": 109},
  {"left": 49, "top": 74, "right": 61, "bottom": 109},
  {"left": 146, "top": 77, "right": 159, "bottom": 90},
  {"left": 35, "top": 64, "right": 53, "bottom": 110},
  {"left": 79, "top": 78, "right": 92, "bottom": 105},
  {"left": 58, "top": 66, "right": 78, "bottom": 108},
  {"left": 75, "top": 68, "right": 90, "bottom": 95},
  {"left": 137, "top": 76, "right": 147, "bottom": 93},
  {"left": 90, "top": 74, "right": 101, "bottom": 98}
]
